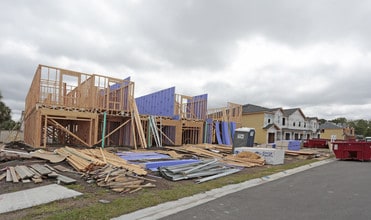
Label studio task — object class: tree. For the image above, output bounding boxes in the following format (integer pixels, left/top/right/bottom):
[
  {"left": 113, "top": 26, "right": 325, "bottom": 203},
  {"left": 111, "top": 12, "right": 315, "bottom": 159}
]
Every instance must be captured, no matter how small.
[
  {"left": 349, "top": 119, "right": 371, "bottom": 137},
  {"left": 0, "top": 91, "right": 17, "bottom": 130},
  {"left": 318, "top": 118, "right": 327, "bottom": 124},
  {"left": 330, "top": 117, "right": 347, "bottom": 125}
]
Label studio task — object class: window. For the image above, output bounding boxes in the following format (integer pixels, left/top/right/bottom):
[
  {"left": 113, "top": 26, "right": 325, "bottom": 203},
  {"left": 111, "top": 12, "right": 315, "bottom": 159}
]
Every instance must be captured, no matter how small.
[
  {"left": 299, "top": 122, "right": 301, "bottom": 127},
  {"left": 268, "top": 119, "right": 271, "bottom": 124},
  {"left": 293, "top": 122, "right": 296, "bottom": 127},
  {"left": 282, "top": 118, "right": 286, "bottom": 126},
  {"left": 285, "top": 133, "right": 290, "bottom": 140}
]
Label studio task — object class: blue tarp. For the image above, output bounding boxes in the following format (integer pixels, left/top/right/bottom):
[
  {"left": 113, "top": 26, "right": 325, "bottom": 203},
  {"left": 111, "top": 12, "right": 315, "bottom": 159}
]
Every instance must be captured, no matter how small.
[
  {"left": 117, "top": 152, "right": 200, "bottom": 171},
  {"left": 288, "top": 140, "right": 301, "bottom": 151},
  {"left": 222, "top": 121, "right": 231, "bottom": 145},
  {"left": 230, "top": 122, "right": 236, "bottom": 142},
  {"left": 215, "top": 121, "right": 223, "bottom": 144}
]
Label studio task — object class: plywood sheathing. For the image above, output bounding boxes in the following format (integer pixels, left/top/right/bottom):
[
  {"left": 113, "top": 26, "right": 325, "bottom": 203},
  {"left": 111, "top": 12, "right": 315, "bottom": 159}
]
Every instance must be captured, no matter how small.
[
  {"left": 135, "top": 87, "right": 208, "bottom": 121},
  {"left": 207, "top": 102, "right": 242, "bottom": 125},
  {"left": 174, "top": 94, "right": 208, "bottom": 120}
]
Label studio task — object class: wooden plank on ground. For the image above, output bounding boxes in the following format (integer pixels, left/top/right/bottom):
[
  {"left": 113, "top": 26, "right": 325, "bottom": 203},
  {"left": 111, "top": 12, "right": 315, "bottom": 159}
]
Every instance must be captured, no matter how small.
[
  {"left": 54, "top": 165, "right": 73, "bottom": 172},
  {"left": 285, "top": 150, "right": 316, "bottom": 155},
  {"left": 57, "top": 174, "right": 77, "bottom": 184},
  {"left": 22, "top": 179, "right": 31, "bottom": 183},
  {"left": 9, "top": 167, "right": 19, "bottom": 183},
  {"left": 30, "top": 164, "right": 52, "bottom": 175},
  {"left": 32, "top": 177, "right": 43, "bottom": 183},
  {"left": 0, "top": 172, "right": 7, "bottom": 181},
  {"left": 28, "top": 167, "right": 42, "bottom": 178},
  {"left": 14, "top": 166, "right": 29, "bottom": 179},
  {"left": 6, "top": 169, "right": 12, "bottom": 182},
  {"left": 22, "top": 165, "right": 36, "bottom": 178},
  {"left": 30, "top": 150, "right": 66, "bottom": 163}
]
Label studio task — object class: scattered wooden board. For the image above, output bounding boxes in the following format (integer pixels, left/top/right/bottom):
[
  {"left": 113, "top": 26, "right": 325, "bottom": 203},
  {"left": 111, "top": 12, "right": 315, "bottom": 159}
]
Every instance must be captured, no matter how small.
[
  {"left": 9, "top": 167, "right": 19, "bottom": 183},
  {"left": 57, "top": 174, "right": 77, "bottom": 184},
  {"left": 6, "top": 169, "right": 12, "bottom": 182},
  {"left": 0, "top": 172, "right": 7, "bottom": 181},
  {"left": 30, "top": 150, "right": 66, "bottom": 163},
  {"left": 30, "top": 164, "right": 52, "bottom": 175}
]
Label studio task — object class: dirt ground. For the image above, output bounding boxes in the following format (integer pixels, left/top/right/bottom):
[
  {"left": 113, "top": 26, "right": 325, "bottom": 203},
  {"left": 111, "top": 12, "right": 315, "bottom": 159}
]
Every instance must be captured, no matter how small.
[{"left": 0, "top": 144, "right": 330, "bottom": 220}]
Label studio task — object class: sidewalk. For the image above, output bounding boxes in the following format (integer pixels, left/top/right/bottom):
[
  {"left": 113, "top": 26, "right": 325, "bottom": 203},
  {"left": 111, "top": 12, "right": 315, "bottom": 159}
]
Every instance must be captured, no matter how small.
[{"left": 0, "top": 184, "right": 82, "bottom": 214}]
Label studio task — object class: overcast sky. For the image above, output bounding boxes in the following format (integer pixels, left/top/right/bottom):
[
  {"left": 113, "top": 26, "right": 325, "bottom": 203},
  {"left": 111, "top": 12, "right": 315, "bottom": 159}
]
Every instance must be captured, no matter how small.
[{"left": 1, "top": 0, "right": 371, "bottom": 121}]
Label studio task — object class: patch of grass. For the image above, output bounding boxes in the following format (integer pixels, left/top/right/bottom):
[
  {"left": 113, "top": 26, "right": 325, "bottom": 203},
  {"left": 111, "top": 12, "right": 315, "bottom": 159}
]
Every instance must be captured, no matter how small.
[
  {"left": 22, "top": 159, "right": 319, "bottom": 220},
  {"left": 65, "top": 184, "right": 85, "bottom": 191}
]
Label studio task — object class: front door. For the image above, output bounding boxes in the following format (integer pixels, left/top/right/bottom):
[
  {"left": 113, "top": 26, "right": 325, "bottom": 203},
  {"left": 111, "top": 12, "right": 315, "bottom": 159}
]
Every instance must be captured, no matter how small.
[{"left": 268, "top": 132, "right": 275, "bottom": 143}]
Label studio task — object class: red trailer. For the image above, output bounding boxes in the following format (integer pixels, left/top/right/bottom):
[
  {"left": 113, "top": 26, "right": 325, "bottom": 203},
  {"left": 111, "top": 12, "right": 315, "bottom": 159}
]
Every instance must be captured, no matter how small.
[
  {"left": 303, "top": 139, "right": 329, "bottom": 148},
  {"left": 332, "top": 141, "right": 371, "bottom": 161}
]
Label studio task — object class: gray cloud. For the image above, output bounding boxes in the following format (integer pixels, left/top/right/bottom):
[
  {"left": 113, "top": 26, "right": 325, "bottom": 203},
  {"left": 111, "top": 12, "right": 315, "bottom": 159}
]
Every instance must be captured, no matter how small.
[{"left": 1, "top": 0, "right": 371, "bottom": 121}]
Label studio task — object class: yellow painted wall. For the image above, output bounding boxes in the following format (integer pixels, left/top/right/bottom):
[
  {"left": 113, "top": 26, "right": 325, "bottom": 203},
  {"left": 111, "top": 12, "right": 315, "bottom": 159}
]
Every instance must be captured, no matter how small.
[
  {"left": 320, "top": 129, "right": 344, "bottom": 140},
  {"left": 241, "top": 113, "right": 266, "bottom": 144}
]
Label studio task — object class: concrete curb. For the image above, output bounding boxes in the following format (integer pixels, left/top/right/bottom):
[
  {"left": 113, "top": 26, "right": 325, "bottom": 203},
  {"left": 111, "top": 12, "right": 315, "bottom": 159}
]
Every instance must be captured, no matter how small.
[{"left": 112, "top": 158, "right": 335, "bottom": 220}]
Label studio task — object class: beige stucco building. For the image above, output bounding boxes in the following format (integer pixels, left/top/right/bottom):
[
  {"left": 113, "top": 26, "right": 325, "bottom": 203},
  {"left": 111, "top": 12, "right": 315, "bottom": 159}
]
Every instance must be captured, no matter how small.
[{"left": 319, "top": 122, "right": 355, "bottom": 140}]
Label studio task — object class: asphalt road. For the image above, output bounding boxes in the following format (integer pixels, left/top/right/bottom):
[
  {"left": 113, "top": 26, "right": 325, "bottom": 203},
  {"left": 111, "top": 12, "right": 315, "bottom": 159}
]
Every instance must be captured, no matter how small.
[{"left": 160, "top": 160, "right": 371, "bottom": 220}]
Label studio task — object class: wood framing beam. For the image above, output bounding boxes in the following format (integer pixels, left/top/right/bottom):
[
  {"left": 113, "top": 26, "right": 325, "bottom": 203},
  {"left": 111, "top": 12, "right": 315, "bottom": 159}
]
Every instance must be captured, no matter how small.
[
  {"left": 131, "top": 111, "right": 137, "bottom": 149},
  {"left": 43, "top": 115, "right": 47, "bottom": 148},
  {"left": 96, "top": 119, "right": 131, "bottom": 144},
  {"left": 156, "top": 126, "right": 175, "bottom": 145},
  {"left": 130, "top": 98, "right": 147, "bottom": 148},
  {"left": 48, "top": 118, "right": 91, "bottom": 147},
  {"left": 40, "top": 108, "right": 98, "bottom": 118}
]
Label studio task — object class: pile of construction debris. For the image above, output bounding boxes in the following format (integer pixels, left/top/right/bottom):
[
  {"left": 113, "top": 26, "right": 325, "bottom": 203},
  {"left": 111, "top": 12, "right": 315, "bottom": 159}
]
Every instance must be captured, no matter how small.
[
  {"left": 165, "top": 144, "right": 265, "bottom": 167},
  {"left": 83, "top": 165, "right": 156, "bottom": 193},
  {"left": 0, "top": 142, "right": 327, "bottom": 195},
  {"left": 0, "top": 163, "right": 77, "bottom": 184},
  {"left": 54, "top": 147, "right": 156, "bottom": 193},
  {"left": 159, "top": 159, "right": 241, "bottom": 183}
]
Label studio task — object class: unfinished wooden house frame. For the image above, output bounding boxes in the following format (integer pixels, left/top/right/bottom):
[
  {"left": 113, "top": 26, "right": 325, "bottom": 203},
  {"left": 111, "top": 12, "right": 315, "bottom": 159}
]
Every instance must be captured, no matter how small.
[
  {"left": 135, "top": 87, "right": 208, "bottom": 147},
  {"left": 24, "top": 64, "right": 147, "bottom": 148},
  {"left": 207, "top": 102, "right": 243, "bottom": 125},
  {"left": 24, "top": 65, "right": 212, "bottom": 149},
  {"left": 206, "top": 102, "right": 243, "bottom": 145}
]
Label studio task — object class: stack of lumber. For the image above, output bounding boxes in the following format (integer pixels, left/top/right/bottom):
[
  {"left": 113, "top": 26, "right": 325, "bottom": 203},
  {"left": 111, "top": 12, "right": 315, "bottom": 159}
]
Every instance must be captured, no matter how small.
[
  {"left": 285, "top": 150, "right": 317, "bottom": 156},
  {"left": 224, "top": 151, "right": 265, "bottom": 167},
  {"left": 55, "top": 147, "right": 147, "bottom": 175},
  {"left": 55, "top": 147, "right": 103, "bottom": 172},
  {"left": 192, "top": 143, "right": 233, "bottom": 154},
  {"left": 84, "top": 165, "right": 155, "bottom": 193},
  {"left": 0, "top": 163, "right": 76, "bottom": 184},
  {"left": 165, "top": 145, "right": 264, "bottom": 167}
]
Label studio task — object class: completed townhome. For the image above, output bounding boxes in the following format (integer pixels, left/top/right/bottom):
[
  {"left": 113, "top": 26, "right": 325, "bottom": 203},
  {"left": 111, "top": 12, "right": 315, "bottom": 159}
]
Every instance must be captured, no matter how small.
[
  {"left": 319, "top": 121, "right": 355, "bottom": 140},
  {"left": 241, "top": 104, "right": 320, "bottom": 145}
]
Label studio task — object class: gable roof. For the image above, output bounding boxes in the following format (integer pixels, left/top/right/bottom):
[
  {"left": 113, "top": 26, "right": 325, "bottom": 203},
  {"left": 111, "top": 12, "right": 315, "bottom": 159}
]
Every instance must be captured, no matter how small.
[
  {"left": 283, "top": 108, "right": 306, "bottom": 118},
  {"left": 263, "top": 123, "right": 281, "bottom": 130},
  {"left": 242, "top": 104, "right": 283, "bottom": 114},
  {"left": 242, "top": 104, "right": 270, "bottom": 113},
  {"left": 319, "top": 122, "right": 343, "bottom": 129}
]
